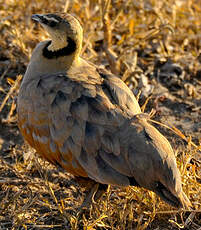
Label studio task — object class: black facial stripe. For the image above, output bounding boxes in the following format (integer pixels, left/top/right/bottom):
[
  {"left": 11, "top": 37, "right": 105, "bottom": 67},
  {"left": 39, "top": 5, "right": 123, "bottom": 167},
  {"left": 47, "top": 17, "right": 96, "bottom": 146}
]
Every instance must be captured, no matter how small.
[
  {"left": 43, "top": 36, "right": 76, "bottom": 59},
  {"left": 40, "top": 16, "right": 59, "bottom": 27},
  {"left": 45, "top": 14, "right": 62, "bottom": 22},
  {"left": 48, "top": 21, "right": 57, "bottom": 27},
  {"left": 43, "top": 18, "right": 50, "bottom": 25}
]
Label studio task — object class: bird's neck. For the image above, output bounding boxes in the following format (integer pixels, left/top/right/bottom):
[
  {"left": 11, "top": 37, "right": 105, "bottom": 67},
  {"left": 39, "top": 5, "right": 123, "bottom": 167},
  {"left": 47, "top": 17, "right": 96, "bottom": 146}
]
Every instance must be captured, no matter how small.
[
  {"left": 43, "top": 36, "right": 81, "bottom": 60},
  {"left": 47, "top": 38, "right": 68, "bottom": 52}
]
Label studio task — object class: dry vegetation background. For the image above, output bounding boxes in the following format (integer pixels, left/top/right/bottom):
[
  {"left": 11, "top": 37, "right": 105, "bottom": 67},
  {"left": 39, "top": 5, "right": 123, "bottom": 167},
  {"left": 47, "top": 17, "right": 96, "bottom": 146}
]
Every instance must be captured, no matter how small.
[{"left": 0, "top": 0, "right": 201, "bottom": 229}]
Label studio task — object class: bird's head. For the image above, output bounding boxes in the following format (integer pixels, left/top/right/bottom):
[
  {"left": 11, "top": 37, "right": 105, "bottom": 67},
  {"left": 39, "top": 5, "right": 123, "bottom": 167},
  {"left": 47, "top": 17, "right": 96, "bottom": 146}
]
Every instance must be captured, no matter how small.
[{"left": 31, "top": 13, "right": 83, "bottom": 57}]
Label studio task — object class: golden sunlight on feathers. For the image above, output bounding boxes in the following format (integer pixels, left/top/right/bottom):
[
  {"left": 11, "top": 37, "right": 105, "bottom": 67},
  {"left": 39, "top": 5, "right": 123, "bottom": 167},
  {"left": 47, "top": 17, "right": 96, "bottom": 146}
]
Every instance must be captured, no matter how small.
[{"left": 17, "top": 13, "right": 191, "bottom": 209}]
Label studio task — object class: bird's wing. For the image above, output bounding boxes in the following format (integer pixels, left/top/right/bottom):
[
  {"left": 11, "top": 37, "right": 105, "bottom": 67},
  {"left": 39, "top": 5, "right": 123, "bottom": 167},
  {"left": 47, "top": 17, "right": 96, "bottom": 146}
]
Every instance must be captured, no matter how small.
[
  {"left": 18, "top": 66, "right": 142, "bottom": 185},
  {"left": 97, "top": 67, "right": 141, "bottom": 115}
]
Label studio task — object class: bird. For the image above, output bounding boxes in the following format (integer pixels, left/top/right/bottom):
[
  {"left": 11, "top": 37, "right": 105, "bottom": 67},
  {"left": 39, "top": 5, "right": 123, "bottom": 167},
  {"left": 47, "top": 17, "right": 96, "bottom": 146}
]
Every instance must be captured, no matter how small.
[{"left": 17, "top": 13, "right": 191, "bottom": 209}]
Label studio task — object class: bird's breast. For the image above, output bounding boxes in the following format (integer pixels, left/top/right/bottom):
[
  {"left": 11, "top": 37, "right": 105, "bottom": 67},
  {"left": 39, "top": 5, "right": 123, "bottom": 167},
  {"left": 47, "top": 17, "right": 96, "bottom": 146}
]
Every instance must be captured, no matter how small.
[{"left": 17, "top": 78, "right": 88, "bottom": 178}]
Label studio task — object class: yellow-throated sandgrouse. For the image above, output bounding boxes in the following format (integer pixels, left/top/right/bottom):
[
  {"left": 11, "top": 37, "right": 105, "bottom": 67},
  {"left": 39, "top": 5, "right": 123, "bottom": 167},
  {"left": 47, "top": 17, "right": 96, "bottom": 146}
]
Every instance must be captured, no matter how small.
[{"left": 17, "top": 13, "right": 191, "bottom": 208}]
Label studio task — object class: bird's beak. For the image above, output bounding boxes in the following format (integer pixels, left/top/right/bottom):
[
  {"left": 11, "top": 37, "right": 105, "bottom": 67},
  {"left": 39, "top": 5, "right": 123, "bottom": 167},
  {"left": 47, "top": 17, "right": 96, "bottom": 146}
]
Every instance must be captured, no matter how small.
[{"left": 31, "top": 14, "right": 44, "bottom": 23}]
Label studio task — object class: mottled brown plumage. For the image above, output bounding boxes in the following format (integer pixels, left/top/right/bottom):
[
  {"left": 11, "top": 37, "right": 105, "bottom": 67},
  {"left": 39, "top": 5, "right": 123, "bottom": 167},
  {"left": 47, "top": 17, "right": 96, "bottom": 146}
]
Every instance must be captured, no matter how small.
[{"left": 17, "top": 13, "right": 191, "bottom": 209}]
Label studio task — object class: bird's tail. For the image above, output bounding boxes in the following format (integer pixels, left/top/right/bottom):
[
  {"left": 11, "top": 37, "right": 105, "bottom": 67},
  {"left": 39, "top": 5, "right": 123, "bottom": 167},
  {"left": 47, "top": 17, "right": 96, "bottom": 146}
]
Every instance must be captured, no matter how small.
[{"left": 119, "top": 113, "right": 191, "bottom": 208}]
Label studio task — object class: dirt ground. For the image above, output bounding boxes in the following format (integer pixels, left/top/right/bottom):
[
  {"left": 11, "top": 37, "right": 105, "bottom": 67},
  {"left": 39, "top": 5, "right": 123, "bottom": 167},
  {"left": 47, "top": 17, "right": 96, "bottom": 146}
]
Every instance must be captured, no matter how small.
[{"left": 0, "top": 0, "right": 201, "bottom": 229}]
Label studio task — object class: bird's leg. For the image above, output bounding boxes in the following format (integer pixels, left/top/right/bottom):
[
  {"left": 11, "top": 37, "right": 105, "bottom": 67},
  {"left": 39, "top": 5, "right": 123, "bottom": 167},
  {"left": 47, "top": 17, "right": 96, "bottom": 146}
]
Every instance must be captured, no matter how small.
[
  {"left": 80, "top": 182, "right": 99, "bottom": 210},
  {"left": 75, "top": 177, "right": 108, "bottom": 212},
  {"left": 93, "top": 183, "right": 108, "bottom": 202},
  {"left": 80, "top": 182, "right": 108, "bottom": 210}
]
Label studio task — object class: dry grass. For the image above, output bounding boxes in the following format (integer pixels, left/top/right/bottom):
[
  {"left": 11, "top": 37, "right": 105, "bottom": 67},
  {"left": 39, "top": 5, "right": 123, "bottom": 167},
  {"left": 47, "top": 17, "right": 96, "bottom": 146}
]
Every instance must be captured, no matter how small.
[{"left": 0, "top": 0, "right": 201, "bottom": 229}]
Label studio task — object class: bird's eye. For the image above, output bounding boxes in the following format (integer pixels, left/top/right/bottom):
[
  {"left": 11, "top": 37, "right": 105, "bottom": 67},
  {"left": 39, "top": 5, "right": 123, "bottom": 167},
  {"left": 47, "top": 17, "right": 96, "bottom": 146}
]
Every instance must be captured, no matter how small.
[{"left": 49, "top": 21, "right": 57, "bottom": 27}]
